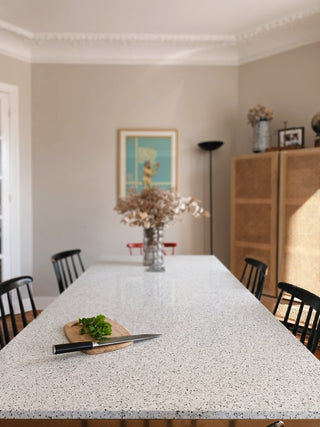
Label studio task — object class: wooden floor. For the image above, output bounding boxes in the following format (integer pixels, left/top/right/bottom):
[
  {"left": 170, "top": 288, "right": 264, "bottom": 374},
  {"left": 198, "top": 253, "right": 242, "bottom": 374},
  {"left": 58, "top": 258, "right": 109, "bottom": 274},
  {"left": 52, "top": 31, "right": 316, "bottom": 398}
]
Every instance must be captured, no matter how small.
[
  {"left": 0, "top": 418, "right": 320, "bottom": 426},
  {"left": 1, "top": 310, "right": 41, "bottom": 344}
]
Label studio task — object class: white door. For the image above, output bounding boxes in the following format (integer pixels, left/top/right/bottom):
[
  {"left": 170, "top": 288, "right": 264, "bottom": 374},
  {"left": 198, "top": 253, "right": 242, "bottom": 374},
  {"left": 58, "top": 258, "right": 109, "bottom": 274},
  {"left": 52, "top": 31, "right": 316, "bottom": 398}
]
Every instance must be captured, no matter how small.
[{"left": 0, "top": 84, "right": 20, "bottom": 281}]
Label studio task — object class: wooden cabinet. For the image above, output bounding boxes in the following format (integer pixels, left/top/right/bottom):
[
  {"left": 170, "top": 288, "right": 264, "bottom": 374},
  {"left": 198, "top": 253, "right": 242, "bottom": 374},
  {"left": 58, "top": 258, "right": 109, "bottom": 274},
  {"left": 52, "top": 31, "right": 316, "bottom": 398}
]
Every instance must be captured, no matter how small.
[
  {"left": 231, "top": 151, "right": 279, "bottom": 297},
  {"left": 231, "top": 148, "right": 320, "bottom": 298}
]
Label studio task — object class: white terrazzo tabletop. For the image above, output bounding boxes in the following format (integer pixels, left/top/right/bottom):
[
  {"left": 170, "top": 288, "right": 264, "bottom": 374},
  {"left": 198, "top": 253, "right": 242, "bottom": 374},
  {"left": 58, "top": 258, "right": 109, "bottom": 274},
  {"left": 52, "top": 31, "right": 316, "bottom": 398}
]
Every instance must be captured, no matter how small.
[{"left": 1, "top": 255, "right": 320, "bottom": 420}]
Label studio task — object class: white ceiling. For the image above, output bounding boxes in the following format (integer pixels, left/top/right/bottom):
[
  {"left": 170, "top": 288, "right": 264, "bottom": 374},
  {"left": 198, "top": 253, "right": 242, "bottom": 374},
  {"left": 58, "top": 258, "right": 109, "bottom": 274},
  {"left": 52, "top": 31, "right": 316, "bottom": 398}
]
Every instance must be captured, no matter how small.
[
  {"left": 0, "top": 0, "right": 319, "bottom": 34},
  {"left": 0, "top": 0, "right": 320, "bottom": 64}
]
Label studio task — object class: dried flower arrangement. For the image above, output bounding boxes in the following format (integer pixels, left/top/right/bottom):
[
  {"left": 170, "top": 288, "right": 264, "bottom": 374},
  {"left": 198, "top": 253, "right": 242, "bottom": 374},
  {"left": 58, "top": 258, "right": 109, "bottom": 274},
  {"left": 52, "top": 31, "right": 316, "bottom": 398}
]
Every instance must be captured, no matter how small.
[
  {"left": 247, "top": 104, "right": 274, "bottom": 127},
  {"left": 115, "top": 187, "right": 209, "bottom": 229}
]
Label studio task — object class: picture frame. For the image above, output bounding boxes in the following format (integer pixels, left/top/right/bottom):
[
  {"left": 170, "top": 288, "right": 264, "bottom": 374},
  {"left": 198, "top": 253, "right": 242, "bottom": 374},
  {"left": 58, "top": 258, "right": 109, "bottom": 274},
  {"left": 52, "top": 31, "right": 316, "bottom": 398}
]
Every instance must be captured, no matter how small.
[
  {"left": 278, "top": 127, "right": 305, "bottom": 148},
  {"left": 118, "top": 129, "right": 178, "bottom": 197}
]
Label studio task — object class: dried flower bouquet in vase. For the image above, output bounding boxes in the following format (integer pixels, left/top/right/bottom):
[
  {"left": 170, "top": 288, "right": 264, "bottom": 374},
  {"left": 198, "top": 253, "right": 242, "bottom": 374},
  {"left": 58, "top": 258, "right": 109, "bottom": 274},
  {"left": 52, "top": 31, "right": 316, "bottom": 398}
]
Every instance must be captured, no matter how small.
[
  {"left": 247, "top": 104, "right": 274, "bottom": 152},
  {"left": 115, "top": 187, "right": 209, "bottom": 271}
]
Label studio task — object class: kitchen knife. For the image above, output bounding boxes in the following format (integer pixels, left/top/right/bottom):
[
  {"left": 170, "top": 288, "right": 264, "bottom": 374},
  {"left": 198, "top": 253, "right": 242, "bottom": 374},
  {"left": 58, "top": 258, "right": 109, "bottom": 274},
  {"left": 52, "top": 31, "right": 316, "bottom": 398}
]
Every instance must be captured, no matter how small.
[{"left": 52, "top": 333, "right": 161, "bottom": 354}]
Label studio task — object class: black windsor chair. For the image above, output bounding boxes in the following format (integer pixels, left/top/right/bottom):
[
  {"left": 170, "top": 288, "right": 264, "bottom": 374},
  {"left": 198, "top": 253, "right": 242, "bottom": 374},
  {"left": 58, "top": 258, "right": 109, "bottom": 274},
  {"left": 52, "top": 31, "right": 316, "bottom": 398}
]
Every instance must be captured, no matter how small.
[
  {"left": 266, "top": 422, "right": 284, "bottom": 427},
  {"left": 0, "top": 276, "right": 38, "bottom": 349},
  {"left": 273, "top": 282, "right": 320, "bottom": 354},
  {"left": 240, "top": 257, "right": 268, "bottom": 301},
  {"left": 51, "top": 249, "right": 85, "bottom": 293}
]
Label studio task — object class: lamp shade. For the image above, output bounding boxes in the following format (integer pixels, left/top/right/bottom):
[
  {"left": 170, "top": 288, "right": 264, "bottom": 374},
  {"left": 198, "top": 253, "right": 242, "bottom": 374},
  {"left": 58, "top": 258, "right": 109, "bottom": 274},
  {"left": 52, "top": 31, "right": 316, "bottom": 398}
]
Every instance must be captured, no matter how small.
[{"left": 198, "top": 141, "right": 224, "bottom": 151}]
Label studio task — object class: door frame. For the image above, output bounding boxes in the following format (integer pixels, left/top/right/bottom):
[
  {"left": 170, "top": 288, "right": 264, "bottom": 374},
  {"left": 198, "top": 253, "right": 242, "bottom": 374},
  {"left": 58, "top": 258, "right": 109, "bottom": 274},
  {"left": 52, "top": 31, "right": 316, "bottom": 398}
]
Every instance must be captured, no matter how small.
[{"left": 0, "top": 81, "right": 20, "bottom": 279}]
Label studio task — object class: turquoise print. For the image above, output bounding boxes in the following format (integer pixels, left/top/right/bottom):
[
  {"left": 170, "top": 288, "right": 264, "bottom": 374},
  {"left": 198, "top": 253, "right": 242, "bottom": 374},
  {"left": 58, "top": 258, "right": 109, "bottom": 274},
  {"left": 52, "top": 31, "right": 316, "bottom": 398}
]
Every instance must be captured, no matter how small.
[{"left": 125, "top": 136, "right": 172, "bottom": 194}]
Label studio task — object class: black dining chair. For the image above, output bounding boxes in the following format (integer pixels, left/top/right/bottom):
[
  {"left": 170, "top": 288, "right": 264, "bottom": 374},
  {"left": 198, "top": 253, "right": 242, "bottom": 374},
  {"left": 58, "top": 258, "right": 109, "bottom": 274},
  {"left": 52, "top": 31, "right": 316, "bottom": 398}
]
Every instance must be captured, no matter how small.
[
  {"left": 0, "top": 276, "right": 38, "bottom": 349},
  {"left": 51, "top": 249, "right": 85, "bottom": 293},
  {"left": 240, "top": 257, "right": 268, "bottom": 301},
  {"left": 266, "top": 422, "right": 284, "bottom": 427},
  {"left": 273, "top": 282, "right": 320, "bottom": 354}
]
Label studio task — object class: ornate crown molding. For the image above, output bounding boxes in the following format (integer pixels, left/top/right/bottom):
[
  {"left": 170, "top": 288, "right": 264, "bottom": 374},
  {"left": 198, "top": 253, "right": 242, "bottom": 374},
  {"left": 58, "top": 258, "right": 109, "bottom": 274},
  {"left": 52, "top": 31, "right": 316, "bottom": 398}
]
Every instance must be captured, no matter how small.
[
  {"left": 0, "top": 19, "right": 236, "bottom": 45},
  {"left": 0, "top": 19, "right": 33, "bottom": 39},
  {"left": 0, "top": 7, "right": 320, "bottom": 65},
  {"left": 237, "top": 6, "right": 320, "bottom": 42},
  {"left": 31, "top": 32, "right": 236, "bottom": 45}
]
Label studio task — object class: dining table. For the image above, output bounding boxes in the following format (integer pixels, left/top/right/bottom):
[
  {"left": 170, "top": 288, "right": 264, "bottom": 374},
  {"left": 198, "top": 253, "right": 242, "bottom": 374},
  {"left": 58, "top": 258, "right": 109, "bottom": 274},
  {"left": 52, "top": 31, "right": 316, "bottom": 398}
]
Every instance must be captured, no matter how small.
[{"left": 1, "top": 255, "right": 320, "bottom": 424}]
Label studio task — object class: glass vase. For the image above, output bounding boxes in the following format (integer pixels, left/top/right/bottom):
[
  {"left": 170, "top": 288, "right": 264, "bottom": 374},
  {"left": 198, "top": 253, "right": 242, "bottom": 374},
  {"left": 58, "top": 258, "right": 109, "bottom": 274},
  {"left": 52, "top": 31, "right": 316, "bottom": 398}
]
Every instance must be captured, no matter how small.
[
  {"left": 143, "top": 226, "right": 165, "bottom": 272},
  {"left": 253, "top": 119, "right": 270, "bottom": 153}
]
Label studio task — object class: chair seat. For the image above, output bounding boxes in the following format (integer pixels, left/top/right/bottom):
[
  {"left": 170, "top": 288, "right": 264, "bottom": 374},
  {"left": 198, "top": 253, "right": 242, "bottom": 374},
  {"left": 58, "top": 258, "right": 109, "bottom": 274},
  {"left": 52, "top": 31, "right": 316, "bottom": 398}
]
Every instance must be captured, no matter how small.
[
  {"left": 126, "top": 243, "right": 143, "bottom": 255},
  {"left": 127, "top": 242, "right": 177, "bottom": 255},
  {"left": 163, "top": 242, "right": 177, "bottom": 255}
]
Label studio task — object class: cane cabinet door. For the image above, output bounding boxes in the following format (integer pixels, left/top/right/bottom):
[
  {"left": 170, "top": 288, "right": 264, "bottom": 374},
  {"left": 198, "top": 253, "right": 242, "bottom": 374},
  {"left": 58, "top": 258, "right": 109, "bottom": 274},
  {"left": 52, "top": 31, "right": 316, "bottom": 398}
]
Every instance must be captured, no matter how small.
[
  {"left": 231, "top": 152, "right": 279, "bottom": 297},
  {"left": 278, "top": 148, "right": 320, "bottom": 295}
]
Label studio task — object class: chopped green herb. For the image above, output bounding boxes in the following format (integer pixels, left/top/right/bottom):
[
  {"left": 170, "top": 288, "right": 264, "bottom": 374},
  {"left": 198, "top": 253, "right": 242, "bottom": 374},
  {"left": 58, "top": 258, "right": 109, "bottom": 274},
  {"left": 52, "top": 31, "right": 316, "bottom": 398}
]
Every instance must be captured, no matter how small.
[{"left": 78, "top": 314, "right": 112, "bottom": 340}]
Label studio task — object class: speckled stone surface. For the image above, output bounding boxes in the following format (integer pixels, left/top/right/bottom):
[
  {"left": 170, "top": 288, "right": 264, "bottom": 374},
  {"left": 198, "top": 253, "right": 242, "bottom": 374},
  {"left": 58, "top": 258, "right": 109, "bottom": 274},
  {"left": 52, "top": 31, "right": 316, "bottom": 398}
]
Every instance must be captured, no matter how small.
[{"left": 1, "top": 255, "right": 320, "bottom": 420}]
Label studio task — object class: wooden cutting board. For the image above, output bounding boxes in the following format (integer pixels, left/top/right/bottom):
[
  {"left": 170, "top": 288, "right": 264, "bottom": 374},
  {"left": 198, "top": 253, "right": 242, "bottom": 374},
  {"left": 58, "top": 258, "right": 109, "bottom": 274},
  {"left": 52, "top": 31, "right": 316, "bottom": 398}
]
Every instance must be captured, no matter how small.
[{"left": 64, "top": 317, "right": 132, "bottom": 355}]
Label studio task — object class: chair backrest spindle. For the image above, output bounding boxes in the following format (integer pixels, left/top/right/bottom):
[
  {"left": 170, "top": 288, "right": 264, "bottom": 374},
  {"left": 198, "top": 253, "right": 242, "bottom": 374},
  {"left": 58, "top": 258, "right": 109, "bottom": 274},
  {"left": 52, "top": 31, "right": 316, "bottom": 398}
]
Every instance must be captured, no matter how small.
[
  {"left": 0, "top": 295, "right": 11, "bottom": 343},
  {"left": 62, "top": 258, "right": 71, "bottom": 284},
  {"left": 26, "top": 283, "right": 38, "bottom": 318},
  {"left": 71, "top": 255, "right": 80, "bottom": 279},
  {"left": 16, "top": 287, "right": 27, "bottom": 328}
]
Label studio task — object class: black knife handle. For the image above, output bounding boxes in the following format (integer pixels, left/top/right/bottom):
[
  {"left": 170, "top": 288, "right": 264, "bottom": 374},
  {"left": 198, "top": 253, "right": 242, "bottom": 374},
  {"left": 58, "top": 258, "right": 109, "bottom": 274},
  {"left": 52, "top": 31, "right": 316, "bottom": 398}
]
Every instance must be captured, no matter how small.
[{"left": 53, "top": 341, "right": 93, "bottom": 355}]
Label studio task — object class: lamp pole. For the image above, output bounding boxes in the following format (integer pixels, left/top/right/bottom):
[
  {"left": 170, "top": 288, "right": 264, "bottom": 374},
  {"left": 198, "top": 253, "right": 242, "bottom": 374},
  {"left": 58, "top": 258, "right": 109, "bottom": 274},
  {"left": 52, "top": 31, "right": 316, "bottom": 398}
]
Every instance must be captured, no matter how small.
[{"left": 198, "top": 141, "right": 224, "bottom": 255}]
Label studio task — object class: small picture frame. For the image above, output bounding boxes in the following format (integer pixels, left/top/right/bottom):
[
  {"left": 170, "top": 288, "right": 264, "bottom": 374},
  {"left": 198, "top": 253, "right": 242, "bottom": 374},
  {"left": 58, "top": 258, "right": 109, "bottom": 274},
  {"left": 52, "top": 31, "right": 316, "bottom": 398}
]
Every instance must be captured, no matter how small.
[
  {"left": 118, "top": 129, "right": 178, "bottom": 197},
  {"left": 278, "top": 127, "right": 304, "bottom": 148}
]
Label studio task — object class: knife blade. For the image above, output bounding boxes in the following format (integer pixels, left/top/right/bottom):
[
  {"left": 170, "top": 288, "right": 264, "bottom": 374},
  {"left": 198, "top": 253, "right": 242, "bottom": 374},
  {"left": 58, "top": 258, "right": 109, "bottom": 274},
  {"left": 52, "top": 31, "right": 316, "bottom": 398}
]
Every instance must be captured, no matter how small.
[{"left": 52, "top": 334, "right": 161, "bottom": 355}]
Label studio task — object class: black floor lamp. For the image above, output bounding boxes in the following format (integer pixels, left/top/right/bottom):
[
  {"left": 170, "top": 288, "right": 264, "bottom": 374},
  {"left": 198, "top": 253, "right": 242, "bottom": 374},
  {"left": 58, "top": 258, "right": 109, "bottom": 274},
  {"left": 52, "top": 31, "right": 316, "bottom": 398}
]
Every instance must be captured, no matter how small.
[{"left": 198, "top": 141, "right": 224, "bottom": 255}]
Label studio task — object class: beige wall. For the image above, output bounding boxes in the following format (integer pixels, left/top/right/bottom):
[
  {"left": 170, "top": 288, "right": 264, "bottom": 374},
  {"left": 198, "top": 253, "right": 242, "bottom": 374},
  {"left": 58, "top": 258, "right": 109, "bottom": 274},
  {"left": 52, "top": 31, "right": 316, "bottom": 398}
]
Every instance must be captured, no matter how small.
[
  {"left": 32, "top": 64, "right": 237, "bottom": 297},
  {"left": 0, "top": 54, "right": 32, "bottom": 276},
  {"left": 238, "top": 41, "right": 320, "bottom": 154},
  {"left": 2, "top": 40, "right": 318, "bottom": 299}
]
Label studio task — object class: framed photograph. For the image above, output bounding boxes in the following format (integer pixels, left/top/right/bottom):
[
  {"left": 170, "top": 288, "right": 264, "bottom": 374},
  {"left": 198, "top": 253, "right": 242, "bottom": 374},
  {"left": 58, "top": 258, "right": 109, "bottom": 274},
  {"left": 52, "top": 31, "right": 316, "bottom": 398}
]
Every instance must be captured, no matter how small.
[
  {"left": 278, "top": 127, "right": 305, "bottom": 148},
  {"left": 118, "top": 129, "right": 178, "bottom": 197}
]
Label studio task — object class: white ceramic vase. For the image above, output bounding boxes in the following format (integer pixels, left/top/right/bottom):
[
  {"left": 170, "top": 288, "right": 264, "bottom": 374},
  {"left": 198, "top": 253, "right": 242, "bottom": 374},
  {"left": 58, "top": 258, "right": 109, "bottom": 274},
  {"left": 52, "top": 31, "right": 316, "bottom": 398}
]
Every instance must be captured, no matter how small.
[{"left": 253, "top": 119, "right": 270, "bottom": 152}]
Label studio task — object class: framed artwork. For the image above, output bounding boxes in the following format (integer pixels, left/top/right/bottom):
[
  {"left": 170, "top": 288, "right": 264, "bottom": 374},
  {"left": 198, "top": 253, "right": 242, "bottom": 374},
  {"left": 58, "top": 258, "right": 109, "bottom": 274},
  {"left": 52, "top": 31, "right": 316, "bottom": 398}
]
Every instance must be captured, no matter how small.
[
  {"left": 118, "top": 129, "right": 178, "bottom": 197},
  {"left": 278, "top": 127, "right": 305, "bottom": 148}
]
